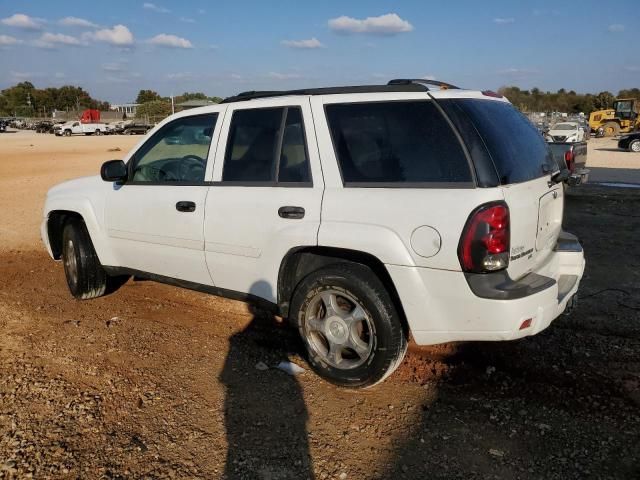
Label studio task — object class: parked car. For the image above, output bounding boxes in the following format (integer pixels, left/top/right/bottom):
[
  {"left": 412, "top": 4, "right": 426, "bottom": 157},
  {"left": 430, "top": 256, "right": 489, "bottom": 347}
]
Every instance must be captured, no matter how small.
[
  {"left": 546, "top": 122, "right": 586, "bottom": 143},
  {"left": 547, "top": 141, "right": 589, "bottom": 184},
  {"left": 41, "top": 80, "right": 585, "bottom": 387},
  {"left": 122, "top": 122, "right": 152, "bottom": 135},
  {"left": 54, "top": 121, "right": 107, "bottom": 136},
  {"left": 35, "top": 120, "right": 55, "bottom": 133},
  {"left": 617, "top": 131, "right": 640, "bottom": 152}
]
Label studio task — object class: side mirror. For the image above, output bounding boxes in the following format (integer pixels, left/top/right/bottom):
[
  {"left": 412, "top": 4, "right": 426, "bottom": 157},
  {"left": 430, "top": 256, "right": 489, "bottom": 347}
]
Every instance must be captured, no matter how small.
[{"left": 101, "top": 159, "right": 127, "bottom": 182}]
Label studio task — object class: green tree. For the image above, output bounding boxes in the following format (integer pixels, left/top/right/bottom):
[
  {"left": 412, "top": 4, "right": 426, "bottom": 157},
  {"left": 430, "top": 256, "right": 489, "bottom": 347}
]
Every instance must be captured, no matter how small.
[
  {"left": 136, "top": 100, "right": 171, "bottom": 119},
  {"left": 136, "top": 89, "right": 161, "bottom": 104}
]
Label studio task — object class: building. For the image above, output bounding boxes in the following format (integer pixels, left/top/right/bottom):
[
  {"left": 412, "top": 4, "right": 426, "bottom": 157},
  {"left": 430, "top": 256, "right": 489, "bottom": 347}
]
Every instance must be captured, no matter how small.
[{"left": 110, "top": 103, "right": 139, "bottom": 117}]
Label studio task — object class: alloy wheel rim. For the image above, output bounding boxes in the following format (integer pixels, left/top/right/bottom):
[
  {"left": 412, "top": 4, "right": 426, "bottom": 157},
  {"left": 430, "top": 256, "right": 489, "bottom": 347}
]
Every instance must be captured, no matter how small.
[
  {"left": 64, "top": 239, "right": 78, "bottom": 286},
  {"left": 632, "top": 141, "right": 640, "bottom": 152},
  {"left": 303, "top": 289, "right": 375, "bottom": 369}
]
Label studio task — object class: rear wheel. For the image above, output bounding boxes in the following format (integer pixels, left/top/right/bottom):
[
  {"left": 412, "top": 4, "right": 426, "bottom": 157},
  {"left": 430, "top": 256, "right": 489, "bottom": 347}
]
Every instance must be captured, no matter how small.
[
  {"left": 95, "top": 129, "right": 102, "bottom": 136},
  {"left": 602, "top": 122, "right": 620, "bottom": 137},
  {"left": 290, "top": 263, "right": 407, "bottom": 388},
  {"left": 61, "top": 219, "right": 128, "bottom": 299},
  {"left": 630, "top": 140, "right": 640, "bottom": 152}
]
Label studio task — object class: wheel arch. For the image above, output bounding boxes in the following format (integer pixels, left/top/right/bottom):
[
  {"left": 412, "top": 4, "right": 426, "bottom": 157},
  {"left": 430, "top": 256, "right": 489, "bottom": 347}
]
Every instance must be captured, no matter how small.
[
  {"left": 47, "top": 210, "right": 85, "bottom": 259},
  {"left": 277, "top": 246, "right": 409, "bottom": 336}
]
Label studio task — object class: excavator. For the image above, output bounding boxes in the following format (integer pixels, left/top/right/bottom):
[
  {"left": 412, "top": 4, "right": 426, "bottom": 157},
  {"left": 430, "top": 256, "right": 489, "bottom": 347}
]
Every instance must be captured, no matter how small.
[{"left": 589, "top": 98, "right": 640, "bottom": 136}]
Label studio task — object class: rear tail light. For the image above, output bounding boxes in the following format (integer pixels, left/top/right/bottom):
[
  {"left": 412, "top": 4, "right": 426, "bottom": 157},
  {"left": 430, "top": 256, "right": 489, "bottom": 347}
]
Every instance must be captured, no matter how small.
[
  {"left": 458, "top": 202, "right": 510, "bottom": 273},
  {"left": 564, "top": 150, "right": 574, "bottom": 172}
]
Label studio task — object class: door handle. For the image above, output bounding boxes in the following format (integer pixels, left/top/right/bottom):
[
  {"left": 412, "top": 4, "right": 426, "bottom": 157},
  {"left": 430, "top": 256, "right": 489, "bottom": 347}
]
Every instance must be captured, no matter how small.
[
  {"left": 176, "top": 201, "right": 196, "bottom": 213},
  {"left": 278, "top": 206, "right": 305, "bottom": 219}
]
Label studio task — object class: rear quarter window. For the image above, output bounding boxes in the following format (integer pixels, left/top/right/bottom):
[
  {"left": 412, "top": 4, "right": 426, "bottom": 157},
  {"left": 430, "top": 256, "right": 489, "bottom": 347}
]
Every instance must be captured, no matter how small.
[
  {"left": 440, "top": 99, "right": 556, "bottom": 185},
  {"left": 325, "top": 101, "right": 472, "bottom": 185}
]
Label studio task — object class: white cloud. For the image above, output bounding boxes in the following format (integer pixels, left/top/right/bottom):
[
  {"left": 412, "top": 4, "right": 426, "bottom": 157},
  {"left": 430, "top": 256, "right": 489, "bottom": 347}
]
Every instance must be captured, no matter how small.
[
  {"left": 84, "top": 25, "right": 134, "bottom": 46},
  {"left": 58, "top": 16, "right": 98, "bottom": 28},
  {"left": 328, "top": 13, "right": 413, "bottom": 35},
  {"left": 143, "top": 2, "right": 170, "bottom": 13},
  {"left": 421, "top": 74, "right": 436, "bottom": 80},
  {"left": 10, "top": 71, "right": 39, "bottom": 80},
  {"left": 33, "top": 32, "right": 84, "bottom": 48},
  {"left": 0, "top": 34, "right": 22, "bottom": 46},
  {"left": 166, "top": 72, "right": 194, "bottom": 81},
  {"left": 281, "top": 37, "right": 324, "bottom": 49},
  {"left": 608, "top": 24, "right": 624, "bottom": 33},
  {"left": 180, "top": 17, "right": 195, "bottom": 23},
  {"left": 498, "top": 67, "right": 539, "bottom": 77},
  {"left": 54, "top": 72, "right": 65, "bottom": 79},
  {"left": 267, "top": 72, "right": 302, "bottom": 80},
  {"left": 197, "top": 9, "right": 206, "bottom": 15},
  {"left": 1, "top": 13, "right": 45, "bottom": 30},
  {"left": 624, "top": 65, "right": 640, "bottom": 72},
  {"left": 102, "top": 62, "right": 126, "bottom": 72},
  {"left": 493, "top": 17, "right": 515, "bottom": 24},
  {"left": 148, "top": 33, "right": 193, "bottom": 48},
  {"left": 230, "top": 73, "right": 243, "bottom": 80}
]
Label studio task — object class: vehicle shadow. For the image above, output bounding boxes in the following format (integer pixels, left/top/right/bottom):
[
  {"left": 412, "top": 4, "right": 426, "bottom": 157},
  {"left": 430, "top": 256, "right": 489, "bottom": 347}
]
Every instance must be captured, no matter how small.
[
  {"left": 220, "top": 281, "right": 315, "bottom": 480},
  {"left": 594, "top": 147, "right": 623, "bottom": 152}
]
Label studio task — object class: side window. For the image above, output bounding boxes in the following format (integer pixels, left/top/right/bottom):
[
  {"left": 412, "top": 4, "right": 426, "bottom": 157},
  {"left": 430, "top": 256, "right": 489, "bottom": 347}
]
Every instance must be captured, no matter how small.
[
  {"left": 325, "top": 101, "right": 472, "bottom": 185},
  {"left": 131, "top": 113, "right": 217, "bottom": 183},
  {"left": 222, "top": 107, "right": 311, "bottom": 184}
]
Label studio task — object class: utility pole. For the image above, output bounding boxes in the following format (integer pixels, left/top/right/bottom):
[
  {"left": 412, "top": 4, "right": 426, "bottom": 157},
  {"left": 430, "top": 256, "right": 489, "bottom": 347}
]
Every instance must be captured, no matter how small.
[{"left": 171, "top": 95, "right": 175, "bottom": 115}]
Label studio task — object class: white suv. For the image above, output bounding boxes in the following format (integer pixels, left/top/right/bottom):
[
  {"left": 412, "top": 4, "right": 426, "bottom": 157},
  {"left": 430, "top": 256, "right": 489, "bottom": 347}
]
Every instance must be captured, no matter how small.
[{"left": 41, "top": 79, "right": 585, "bottom": 387}]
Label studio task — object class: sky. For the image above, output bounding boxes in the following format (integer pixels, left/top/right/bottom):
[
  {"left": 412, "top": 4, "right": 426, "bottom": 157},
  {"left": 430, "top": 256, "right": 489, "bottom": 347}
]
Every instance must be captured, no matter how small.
[{"left": 0, "top": 0, "right": 638, "bottom": 103}]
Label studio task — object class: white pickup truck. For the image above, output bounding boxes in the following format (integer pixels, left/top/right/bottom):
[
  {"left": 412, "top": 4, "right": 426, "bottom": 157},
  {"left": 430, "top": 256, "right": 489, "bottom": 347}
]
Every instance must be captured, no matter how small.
[
  {"left": 54, "top": 121, "right": 107, "bottom": 136},
  {"left": 41, "top": 79, "right": 585, "bottom": 387}
]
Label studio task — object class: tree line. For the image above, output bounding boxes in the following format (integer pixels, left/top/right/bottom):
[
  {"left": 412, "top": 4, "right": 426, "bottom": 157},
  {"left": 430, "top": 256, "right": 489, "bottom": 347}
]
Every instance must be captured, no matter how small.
[
  {"left": 0, "top": 82, "right": 110, "bottom": 117},
  {"left": 497, "top": 86, "right": 640, "bottom": 114},
  {"left": 134, "top": 90, "right": 223, "bottom": 119},
  {"left": 2, "top": 81, "right": 638, "bottom": 118}
]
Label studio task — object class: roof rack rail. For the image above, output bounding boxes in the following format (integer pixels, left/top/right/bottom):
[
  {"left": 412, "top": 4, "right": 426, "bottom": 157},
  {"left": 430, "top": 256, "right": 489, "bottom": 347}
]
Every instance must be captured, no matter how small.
[
  {"left": 220, "top": 83, "right": 429, "bottom": 103},
  {"left": 387, "top": 78, "right": 460, "bottom": 90}
]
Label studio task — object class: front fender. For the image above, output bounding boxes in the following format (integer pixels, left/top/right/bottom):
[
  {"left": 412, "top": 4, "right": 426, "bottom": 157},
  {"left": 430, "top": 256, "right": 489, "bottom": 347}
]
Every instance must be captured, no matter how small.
[{"left": 43, "top": 195, "right": 116, "bottom": 266}]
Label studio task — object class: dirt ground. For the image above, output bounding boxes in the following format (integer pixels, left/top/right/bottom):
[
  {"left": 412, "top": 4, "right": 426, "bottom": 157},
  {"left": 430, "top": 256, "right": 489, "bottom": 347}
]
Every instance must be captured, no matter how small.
[{"left": 0, "top": 131, "right": 639, "bottom": 479}]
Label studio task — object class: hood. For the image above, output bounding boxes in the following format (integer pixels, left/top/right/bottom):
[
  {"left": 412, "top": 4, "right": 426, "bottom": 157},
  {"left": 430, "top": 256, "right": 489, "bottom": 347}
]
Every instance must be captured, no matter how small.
[
  {"left": 47, "top": 175, "right": 103, "bottom": 198},
  {"left": 548, "top": 128, "right": 578, "bottom": 137}
]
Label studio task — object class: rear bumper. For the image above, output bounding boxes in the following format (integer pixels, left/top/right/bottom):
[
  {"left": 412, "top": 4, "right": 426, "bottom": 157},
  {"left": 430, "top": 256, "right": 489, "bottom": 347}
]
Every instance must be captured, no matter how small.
[{"left": 387, "top": 231, "right": 585, "bottom": 345}]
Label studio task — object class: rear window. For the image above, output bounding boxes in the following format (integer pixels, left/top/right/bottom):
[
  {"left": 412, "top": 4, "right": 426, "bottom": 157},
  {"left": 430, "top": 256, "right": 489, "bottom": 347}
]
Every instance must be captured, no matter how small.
[
  {"left": 441, "top": 99, "right": 556, "bottom": 185},
  {"left": 325, "top": 101, "right": 472, "bottom": 185}
]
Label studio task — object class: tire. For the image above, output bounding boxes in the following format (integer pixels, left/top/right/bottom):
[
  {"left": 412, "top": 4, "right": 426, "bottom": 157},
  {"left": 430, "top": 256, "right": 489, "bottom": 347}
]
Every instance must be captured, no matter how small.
[
  {"left": 289, "top": 263, "right": 407, "bottom": 388},
  {"left": 602, "top": 122, "right": 620, "bottom": 137},
  {"left": 629, "top": 140, "right": 640, "bottom": 153},
  {"left": 95, "top": 129, "right": 101, "bottom": 136},
  {"left": 61, "top": 219, "right": 128, "bottom": 299},
  {"left": 64, "top": 130, "right": 71, "bottom": 137}
]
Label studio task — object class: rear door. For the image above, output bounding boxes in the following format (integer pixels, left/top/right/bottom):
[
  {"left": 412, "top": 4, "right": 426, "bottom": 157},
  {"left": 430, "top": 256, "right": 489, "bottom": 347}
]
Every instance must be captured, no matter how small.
[
  {"left": 204, "top": 98, "right": 323, "bottom": 302},
  {"left": 435, "top": 94, "right": 562, "bottom": 280}
]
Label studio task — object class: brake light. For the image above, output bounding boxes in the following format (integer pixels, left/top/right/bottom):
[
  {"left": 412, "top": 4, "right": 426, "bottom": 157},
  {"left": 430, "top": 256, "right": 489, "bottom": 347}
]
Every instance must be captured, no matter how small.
[
  {"left": 564, "top": 150, "right": 574, "bottom": 172},
  {"left": 458, "top": 203, "right": 510, "bottom": 273}
]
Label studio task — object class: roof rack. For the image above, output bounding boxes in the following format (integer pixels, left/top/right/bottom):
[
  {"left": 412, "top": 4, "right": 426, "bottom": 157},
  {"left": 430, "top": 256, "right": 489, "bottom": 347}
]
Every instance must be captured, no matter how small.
[
  {"left": 387, "top": 78, "right": 460, "bottom": 90},
  {"left": 220, "top": 83, "right": 428, "bottom": 104}
]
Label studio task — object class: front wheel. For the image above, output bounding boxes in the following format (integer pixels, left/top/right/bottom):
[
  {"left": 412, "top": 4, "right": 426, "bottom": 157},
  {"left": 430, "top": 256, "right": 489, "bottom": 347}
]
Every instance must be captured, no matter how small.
[
  {"left": 64, "top": 130, "right": 71, "bottom": 137},
  {"left": 629, "top": 140, "right": 640, "bottom": 152},
  {"left": 94, "top": 129, "right": 101, "bottom": 136},
  {"left": 61, "top": 219, "right": 128, "bottom": 299},
  {"left": 290, "top": 263, "right": 407, "bottom": 388}
]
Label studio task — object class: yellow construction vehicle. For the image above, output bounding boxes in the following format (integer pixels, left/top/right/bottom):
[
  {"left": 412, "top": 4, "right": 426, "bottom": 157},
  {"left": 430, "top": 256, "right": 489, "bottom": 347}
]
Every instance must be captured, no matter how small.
[{"left": 589, "top": 98, "right": 640, "bottom": 136}]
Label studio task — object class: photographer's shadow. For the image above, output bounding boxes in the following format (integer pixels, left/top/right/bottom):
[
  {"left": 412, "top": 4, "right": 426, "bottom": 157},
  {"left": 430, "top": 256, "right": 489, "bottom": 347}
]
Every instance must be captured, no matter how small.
[{"left": 220, "top": 281, "right": 314, "bottom": 480}]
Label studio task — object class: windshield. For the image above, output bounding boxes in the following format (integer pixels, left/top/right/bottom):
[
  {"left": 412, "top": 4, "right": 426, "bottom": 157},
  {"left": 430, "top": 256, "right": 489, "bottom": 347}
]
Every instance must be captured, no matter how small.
[
  {"left": 553, "top": 123, "right": 576, "bottom": 131},
  {"left": 615, "top": 101, "right": 632, "bottom": 113},
  {"left": 440, "top": 99, "right": 557, "bottom": 185}
]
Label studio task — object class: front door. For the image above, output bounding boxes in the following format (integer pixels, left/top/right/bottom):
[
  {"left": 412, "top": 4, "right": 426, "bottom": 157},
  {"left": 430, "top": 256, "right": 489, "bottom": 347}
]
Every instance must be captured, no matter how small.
[
  {"left": 105, "top": 112, "right": 222, "bottom": 285},
  {"left": 204, "top": 100, "right": 324, "bottom": 302}
]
